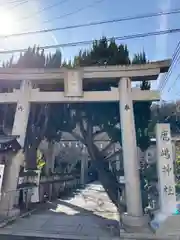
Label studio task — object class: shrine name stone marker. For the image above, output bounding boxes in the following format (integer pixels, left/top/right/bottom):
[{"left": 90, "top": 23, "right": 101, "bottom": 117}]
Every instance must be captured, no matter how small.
[
  {"left": 150, "top": 123, "right": 180, "bottom": 237},
  {"left": 156, "top": 123, "right": 176, "bottom": 215}
]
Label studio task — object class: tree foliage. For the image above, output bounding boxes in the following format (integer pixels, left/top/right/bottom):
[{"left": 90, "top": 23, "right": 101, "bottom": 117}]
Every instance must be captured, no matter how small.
[{"left": 151, "top": 101, "right": 180, "bottom": 135}]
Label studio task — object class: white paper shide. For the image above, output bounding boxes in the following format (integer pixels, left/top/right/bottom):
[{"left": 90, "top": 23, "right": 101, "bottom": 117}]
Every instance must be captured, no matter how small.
[{"left": 0, "top": 164, "right": 4, "bottom": 198}]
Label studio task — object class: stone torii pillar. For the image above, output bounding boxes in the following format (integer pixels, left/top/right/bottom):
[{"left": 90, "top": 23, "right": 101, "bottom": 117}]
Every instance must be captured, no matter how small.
[
  {"left": 12, "top": 80, "right": 32, "bottom": 148},
  {"left": 119, "top": 77, "right": 147, "bottom": 227},
  {"left": 0, "top": 80, "right": 32, "bottom": 215}
]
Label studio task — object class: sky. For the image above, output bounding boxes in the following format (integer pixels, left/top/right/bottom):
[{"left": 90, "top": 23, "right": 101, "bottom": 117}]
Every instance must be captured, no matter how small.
[{"left": 0, "top": 0, "right": 180, "bottom": 100}]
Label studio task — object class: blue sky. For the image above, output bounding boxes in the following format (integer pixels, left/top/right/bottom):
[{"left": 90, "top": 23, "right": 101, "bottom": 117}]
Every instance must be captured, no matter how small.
[{"left": 0, "top": 0, "right": 180, "bottom": 100}]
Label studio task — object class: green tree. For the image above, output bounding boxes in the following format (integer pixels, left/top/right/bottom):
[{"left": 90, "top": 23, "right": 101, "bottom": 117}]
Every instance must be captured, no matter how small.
[{"left": 150, "top": 101, "right": 180, "bottom": 135}]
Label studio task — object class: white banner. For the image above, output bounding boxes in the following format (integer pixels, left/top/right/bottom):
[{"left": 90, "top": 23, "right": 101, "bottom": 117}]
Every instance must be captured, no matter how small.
[
  {"left": 31, "top": 170, "right": 41, "bottom": 203},
  {"left": 0, "top": 164, "right": 4, "bottom": 197}
]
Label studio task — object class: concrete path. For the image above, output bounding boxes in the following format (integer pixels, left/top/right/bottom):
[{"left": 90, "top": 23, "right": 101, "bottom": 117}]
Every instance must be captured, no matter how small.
[{"left": 0, "top": 182, "right": 120, "bottom": 239}]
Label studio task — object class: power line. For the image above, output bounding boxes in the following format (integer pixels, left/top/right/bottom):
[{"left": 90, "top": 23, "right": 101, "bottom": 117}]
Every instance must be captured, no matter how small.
[
  {"left": 1, "top": 0, "right": 43, "bottom": 6},
  {"left": 1, "top": 0, "right": 26, "bottom": 4},
  {"left": 167, "top": 73, "right": 180, "bottom": 93},
  {"left": 166, "top": 53, "right": 180, "bottom": 93},
  {"left": 166, "top": 51, "right": 180, "bottom": 93},
  {"left": 159, "top": 46, "right": 179, "bottom": 91},
  {"left": 1, "top": 8, "right": 180, "bottom": 39},
  {"left": 159, "top": 42, "right": 180, "bottom": 91},
  {"left": 11, "top": 0, "right": 104, "bottom": 33},
  {"left": 9, "top": 0, "right": 28, "bottom": 10},
  {"left": 0, "top": 0, "right": 25, "bottom": 7},
  {"left": 43, "top": 6, "right": 180, "bottom": 26},
  {"left": 41, "top": 0, "right": 106, "bottom": 25},
  {"left": 159, "top": 41, "right": 180, "bottom": 92},
  {"left": 15, "top": 0, "right": 68, "bottom": 23},
  {"left": 1, "top": 27, "right": 180, "bottom": 54}
]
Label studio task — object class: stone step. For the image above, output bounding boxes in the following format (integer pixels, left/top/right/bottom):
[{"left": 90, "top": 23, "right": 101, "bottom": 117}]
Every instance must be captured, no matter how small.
[
  {"left": 0, "top": 231, "right": 179, "bottom": 240},
  {"left": 119, "top": 231, "right": 180, "bottom": 240}
]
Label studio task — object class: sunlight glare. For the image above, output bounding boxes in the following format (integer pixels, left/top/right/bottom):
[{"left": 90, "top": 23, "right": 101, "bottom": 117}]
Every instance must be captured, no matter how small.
[{"left": 0, "top": 11, "right": 18, "bottom": 35}]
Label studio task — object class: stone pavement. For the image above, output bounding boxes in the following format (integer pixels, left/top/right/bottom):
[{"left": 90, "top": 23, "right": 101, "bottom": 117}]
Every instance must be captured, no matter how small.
[{"left": 0, "top": 182, "right": 120, "bottom": 239}]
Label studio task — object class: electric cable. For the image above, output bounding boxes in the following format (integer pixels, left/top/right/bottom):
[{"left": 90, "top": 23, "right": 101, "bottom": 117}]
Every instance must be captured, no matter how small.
[
  {"left": 0, "top": 27, "right": 180, "bottom": 54},
  {"left": 159, "top": 41, "right": 180, "bottom": 92},
  {"left": 15, "top": 0, "right": 68, "bottom": 23},
  {"left": 1, "top": 7, "right": 180, "bottom": 39}
]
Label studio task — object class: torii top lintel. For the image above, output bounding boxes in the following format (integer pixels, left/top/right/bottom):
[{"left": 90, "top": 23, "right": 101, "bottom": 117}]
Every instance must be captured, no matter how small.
[{"left": 0, "top": 59, "right": 170, "bottom": 83}]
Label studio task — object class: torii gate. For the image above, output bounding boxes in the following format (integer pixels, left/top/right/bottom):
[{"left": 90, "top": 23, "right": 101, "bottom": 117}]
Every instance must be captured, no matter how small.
[{"left": 0, "top": 60, "right": 170, "bottom": 226}]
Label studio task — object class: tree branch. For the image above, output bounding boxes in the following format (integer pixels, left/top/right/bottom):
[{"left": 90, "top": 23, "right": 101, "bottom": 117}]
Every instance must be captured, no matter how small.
[
  {"left": 105, "top": 149, "right": 122, "bottom": 161},
  {"left": 101, "top": 142, "right": 114, "bottom": 154},
  {"left": 79, "top": 117, "right": 87, "bottom": 142},
  {"left": 93, "top": 129, "right": 105, "bottom": 139},
  {"left": 70, "top": 131, "right": 86, "bottom": 145},
  {"left": 87, "top": 119, "right": 93, "bottom": 141},
  {"left": 34, "top": 104, "right": 47, "bottom": 128},
  {"left": 39, "top": 104, "right": 50, "bottom": 140},
  {"left": 2, "top": 104, "right": 8, "bottom": 130}
]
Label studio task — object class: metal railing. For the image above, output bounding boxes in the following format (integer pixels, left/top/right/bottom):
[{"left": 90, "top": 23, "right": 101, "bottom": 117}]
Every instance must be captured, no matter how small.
[{"left": 0, "top": 176, "right": 81, "bottom": 219}]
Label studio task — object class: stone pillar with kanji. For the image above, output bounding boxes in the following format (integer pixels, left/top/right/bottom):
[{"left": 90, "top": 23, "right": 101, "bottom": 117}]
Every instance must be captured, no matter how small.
[
  {"left": 156, "top": 123, "right": 176, "bottom": 214},
  {"left": 118, "top": 77, "right": 148, "bottom": 228},
  {"left": 12, "top": 80, "right": 31, "bottom": 147}
]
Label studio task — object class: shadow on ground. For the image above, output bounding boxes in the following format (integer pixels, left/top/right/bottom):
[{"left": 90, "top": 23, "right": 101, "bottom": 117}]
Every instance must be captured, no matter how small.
[
  {"left": 0, "top": 182, "right": 121, "bottom": 239},
  {"left": 47, "top": 182, "right": 120, "bottom": 237}
]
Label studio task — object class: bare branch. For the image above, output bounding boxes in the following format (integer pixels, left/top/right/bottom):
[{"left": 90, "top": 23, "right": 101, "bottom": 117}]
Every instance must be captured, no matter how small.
[
  {"left": 79, "top": 118, "right": 87, "bottom": 141},
  {"left": 93, "top": 129, "right": 104, "bottom": 138},
  {"left": 35, "top": 104, "right": 46, "bottom": 127},
  {"left": 101, "top": 142, "right": 114, "bottom": 154},
  {"left": 87, "top": 120, "right": 93, "bottom": 140},
  {"left": 2, "top": 104, "right": 8, "bottom": 129},
  {"left": 30, "top": 105, "right": 37, "bottom": 127},
  {"left": 71, "top": 131, "right": 85, "bottom": 144},
  {"left": 39, "top": 104, "right": 50, "bottom": 139},
  {"left": 105, "top": 149, "right": 122, "bottom": 161}
]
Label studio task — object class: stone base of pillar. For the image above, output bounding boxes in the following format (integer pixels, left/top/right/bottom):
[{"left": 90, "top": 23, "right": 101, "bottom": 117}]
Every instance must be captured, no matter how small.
[
  {"left": 122, "top": 213, "right": 150, "bottom": 233},
  {"left": 150, "top": 211, "right": 180, "bottom": 237},
  {"left": 0, "top": 207, "right": 20, "bottom": 218}
]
